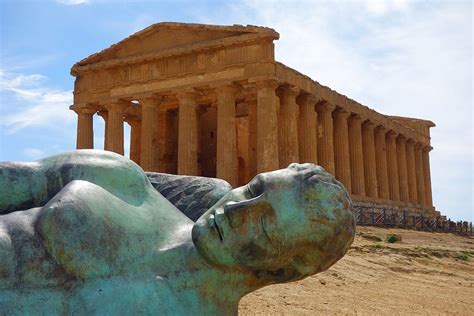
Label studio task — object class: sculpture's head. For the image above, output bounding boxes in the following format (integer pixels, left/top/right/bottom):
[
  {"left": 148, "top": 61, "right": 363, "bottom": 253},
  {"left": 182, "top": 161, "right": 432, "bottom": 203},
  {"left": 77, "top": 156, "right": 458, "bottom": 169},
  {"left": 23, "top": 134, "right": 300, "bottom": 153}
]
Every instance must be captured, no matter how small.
[{"left": 192, "top": 163, "right": 355, "bottom": 286}]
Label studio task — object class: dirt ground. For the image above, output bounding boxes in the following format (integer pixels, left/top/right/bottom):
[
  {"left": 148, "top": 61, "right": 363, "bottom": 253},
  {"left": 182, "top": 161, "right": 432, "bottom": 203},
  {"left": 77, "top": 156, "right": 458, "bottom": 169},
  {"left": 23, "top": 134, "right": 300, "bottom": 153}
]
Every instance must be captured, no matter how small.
[{"left": 239, "top": 226, "right": 474, "bottom": 315}]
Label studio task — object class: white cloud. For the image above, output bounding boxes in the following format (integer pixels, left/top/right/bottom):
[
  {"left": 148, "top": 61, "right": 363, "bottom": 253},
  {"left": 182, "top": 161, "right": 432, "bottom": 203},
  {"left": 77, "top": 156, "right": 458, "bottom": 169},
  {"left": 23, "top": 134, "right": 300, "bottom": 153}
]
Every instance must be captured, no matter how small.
[
  {"left": 0, "top": 69, "right": 74, "bottom": 133},
  {"left": 55, "top": 0, "right": 90, "bottom": 5},
  {"left": 364, "top": 0, "right": 409, "bottom": 16},
  {"left": 23, "top": 147, "right": 46, "bottom": 160}
]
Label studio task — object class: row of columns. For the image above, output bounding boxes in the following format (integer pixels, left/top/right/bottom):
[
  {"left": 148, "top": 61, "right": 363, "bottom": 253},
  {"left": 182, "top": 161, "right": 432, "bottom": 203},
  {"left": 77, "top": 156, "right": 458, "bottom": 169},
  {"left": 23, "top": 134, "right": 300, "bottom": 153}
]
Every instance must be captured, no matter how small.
[{"left": 73, "top": 80, "right": 433, "bottom": 209}]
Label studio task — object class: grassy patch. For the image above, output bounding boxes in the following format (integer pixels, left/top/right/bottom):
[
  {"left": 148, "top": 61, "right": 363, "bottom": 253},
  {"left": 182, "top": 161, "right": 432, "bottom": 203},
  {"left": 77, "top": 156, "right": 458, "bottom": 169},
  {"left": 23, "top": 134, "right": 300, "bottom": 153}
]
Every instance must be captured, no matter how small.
[
  {"left": 373, "top": 243, "right": 384, "bottom": 249},
  {"left": 455, "top": 251, "right": 470, "bottom": 261},
  {"left": 386, "top": 235, "right": 397, "bottom": 243}
]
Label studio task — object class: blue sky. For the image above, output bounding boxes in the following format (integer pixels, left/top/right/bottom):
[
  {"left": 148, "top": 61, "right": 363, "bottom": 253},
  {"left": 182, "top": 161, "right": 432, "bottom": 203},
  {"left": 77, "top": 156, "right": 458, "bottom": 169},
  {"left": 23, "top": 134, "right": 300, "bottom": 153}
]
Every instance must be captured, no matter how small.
[{"left": 0, "top": 0, "right": 472, "bottom": 221}]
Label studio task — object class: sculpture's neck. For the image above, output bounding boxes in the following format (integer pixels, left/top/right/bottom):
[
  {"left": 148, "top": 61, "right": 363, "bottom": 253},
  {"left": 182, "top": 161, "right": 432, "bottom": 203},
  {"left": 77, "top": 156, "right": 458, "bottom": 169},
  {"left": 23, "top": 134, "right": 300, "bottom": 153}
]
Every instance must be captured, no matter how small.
[
  {"left": 148, "top": 232, "right": 257, "bottom": 315},
  {"left": 165, "top": 265, "right": 253, "bottom": 315}
]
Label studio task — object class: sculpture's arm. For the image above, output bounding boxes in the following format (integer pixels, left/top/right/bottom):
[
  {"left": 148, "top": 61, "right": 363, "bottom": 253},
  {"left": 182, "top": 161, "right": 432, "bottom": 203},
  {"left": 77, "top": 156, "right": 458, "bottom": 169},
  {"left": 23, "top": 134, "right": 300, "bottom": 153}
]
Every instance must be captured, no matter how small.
[
  {"left": 35, "top": 179, "right": 164, "bottom": 279},
  {"left": 146, "top": 172, "right": 232, "bottom": 221},
  {"left": 1, "top": 150, "right": 151, "bottom": 214}
]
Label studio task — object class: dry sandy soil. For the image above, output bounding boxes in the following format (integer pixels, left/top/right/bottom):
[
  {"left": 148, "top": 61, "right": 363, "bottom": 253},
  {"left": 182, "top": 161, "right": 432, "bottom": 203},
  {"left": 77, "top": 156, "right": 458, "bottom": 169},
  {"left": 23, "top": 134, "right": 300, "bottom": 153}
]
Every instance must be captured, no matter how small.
[{"left": 239, "top": 226, "right": 474, "bottom": 315}]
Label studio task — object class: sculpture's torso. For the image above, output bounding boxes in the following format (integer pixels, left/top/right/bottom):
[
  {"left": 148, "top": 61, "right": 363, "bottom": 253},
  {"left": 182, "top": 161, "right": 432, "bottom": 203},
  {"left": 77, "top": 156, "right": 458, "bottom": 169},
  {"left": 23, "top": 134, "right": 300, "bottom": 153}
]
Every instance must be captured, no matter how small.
[{"left": 0, "top": 151, "right": 242, "bottom": 315}]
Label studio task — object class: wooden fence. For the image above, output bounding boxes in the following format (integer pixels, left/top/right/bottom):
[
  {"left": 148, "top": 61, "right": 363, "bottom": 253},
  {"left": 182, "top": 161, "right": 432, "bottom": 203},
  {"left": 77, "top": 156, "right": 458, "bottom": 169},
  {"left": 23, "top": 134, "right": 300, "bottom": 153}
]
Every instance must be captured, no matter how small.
[{"left": 353, "top": 206, "right": 473, "bottom": 237}]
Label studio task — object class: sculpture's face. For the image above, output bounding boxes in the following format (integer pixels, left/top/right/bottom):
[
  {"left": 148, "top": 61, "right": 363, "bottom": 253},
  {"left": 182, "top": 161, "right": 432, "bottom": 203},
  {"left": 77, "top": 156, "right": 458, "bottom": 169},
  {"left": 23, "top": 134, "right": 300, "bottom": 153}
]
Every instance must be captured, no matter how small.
[{"left": 192, "top": 163, "right": 355, "bottom": 284}]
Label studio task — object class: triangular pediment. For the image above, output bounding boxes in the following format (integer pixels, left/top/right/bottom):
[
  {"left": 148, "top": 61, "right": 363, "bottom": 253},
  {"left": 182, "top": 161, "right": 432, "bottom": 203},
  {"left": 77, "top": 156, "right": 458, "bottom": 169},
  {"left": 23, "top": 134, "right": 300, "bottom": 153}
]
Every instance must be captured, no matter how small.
[{"left": 74, "top": 22, "right": 278, "bottom": 68}]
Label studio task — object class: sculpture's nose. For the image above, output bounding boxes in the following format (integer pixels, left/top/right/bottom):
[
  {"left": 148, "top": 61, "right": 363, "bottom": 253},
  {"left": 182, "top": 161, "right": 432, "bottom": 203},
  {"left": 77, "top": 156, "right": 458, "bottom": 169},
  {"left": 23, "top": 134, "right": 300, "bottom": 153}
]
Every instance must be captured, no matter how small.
[{"left": 224, "top": 194, "right": 262, "bottom": 213}]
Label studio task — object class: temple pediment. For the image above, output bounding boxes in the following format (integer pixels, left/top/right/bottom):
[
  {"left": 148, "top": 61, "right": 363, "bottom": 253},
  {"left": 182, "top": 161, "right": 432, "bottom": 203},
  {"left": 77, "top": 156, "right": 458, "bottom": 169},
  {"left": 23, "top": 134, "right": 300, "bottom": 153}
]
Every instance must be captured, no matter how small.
[{"left": 73, "top": 22, "right": 279, "bottom": 70}]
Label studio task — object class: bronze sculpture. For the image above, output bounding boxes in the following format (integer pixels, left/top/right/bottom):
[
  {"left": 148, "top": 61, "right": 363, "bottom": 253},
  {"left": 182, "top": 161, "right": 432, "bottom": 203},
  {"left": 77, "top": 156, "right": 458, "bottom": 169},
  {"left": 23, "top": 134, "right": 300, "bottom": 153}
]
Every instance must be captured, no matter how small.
[{"left": 0, "top": 150, "right": 354, "bottom": 315}]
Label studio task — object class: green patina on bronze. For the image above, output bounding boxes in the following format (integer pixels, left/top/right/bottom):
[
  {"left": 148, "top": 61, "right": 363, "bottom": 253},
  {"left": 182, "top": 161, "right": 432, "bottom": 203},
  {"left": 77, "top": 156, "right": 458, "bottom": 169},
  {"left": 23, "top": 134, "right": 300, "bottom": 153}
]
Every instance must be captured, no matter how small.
[{"left": 0, "top": 150, "right": 355, "bottom": 315}]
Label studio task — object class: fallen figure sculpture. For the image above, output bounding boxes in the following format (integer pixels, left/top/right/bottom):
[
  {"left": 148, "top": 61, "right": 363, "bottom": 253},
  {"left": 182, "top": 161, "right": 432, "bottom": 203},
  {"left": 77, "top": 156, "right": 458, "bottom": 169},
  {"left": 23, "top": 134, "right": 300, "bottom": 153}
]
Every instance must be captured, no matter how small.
[{"left": 0, "top": 150, "right": 355, "bottom": 315}]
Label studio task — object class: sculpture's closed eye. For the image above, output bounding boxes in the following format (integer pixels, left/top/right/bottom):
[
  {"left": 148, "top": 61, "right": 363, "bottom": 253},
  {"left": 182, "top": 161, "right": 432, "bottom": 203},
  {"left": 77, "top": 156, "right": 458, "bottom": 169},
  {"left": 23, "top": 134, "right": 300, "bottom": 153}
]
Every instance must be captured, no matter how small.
[{"left": 247, "top": 177, "right": 264, "bottom": 197}]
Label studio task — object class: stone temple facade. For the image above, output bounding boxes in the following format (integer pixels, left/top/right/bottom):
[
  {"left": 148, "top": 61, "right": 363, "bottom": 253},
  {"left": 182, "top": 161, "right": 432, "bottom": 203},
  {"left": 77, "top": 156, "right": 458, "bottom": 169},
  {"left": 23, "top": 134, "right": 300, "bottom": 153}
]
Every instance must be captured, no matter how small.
[{"left": 70, "top": 22, "right": 438, "bottom": 216}]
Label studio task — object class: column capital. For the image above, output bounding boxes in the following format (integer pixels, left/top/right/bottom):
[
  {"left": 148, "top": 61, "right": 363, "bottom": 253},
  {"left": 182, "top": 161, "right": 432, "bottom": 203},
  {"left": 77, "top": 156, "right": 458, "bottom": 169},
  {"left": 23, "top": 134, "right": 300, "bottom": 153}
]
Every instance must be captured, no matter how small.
[
  {"left": 139, "top": 95, "right": 164, "bottom": 108},
  {"left": 296, "top": 93, "right": 319, "bottom": 106},
  {"left": 333, "top": 108, "right": 351, "bottom": 119},
  {"left": 103, "top": 101, "right": 127, "bottom": 112},
  {"left": 176, "top": 90, "right": 200, "bottom": 103},
  {"left": 277, "top": 84, "right": 300, "bottom": 98},
  {"left": 414, "top": 142, "right": 424, "bottom": 150},
  {"left": 316, "top": 101, "right": 336, "bottom": 113},
  {"left": 406, "top": 138, "right": 416, "bottom": 145},
  {"left": 386, "top": 130, "right": 398, "bottom": 140},
  {"left": 397, "top": 134, "right": 407, "bottom": 143},
  {"left": 374, "top": 125, "right": 387, "bottom": 134},
  {"left": 254, "top": 79, "right": 281, "bottom": 90},
  {"left": 422, "top": 145, "right": 433, "bottom": 152},
  {"left": 348, "top": 114, "right": 364, "bottom": 125},
  {"left": 213, "top": 83, "right": 239, "bottom": 96},
  {"left": 70, "top": 103, "right": 98, "bottom": 115},
  {"left": 362, "top": 120, "right": 376, "bottom": 131}
]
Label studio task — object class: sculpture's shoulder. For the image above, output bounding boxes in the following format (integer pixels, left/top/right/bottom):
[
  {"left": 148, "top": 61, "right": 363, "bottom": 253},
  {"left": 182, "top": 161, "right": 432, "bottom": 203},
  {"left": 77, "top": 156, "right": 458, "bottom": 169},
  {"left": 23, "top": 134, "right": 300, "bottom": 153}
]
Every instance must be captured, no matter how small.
[
  {"left": 146, "top": 172, "right": 232, "bottom": 221},
  {"left": 1, "top": 150, "right": 152, "bottom": 215}
]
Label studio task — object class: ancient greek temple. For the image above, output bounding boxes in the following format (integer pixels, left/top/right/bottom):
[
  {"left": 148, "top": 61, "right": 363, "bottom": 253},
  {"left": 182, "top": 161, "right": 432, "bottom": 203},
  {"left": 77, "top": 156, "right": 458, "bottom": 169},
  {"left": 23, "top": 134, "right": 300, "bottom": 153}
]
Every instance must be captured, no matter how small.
[{"left": 70, "top": 22, "right": 438, "bottom": 216}]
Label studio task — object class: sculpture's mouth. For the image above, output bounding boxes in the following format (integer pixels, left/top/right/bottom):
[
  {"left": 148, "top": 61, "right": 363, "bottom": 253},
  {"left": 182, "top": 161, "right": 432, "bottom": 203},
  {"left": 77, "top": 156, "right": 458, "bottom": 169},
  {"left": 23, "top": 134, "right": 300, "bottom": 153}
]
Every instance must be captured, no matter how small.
[{"left": 211, "top": 213, "right": 224, "bottom": 242}]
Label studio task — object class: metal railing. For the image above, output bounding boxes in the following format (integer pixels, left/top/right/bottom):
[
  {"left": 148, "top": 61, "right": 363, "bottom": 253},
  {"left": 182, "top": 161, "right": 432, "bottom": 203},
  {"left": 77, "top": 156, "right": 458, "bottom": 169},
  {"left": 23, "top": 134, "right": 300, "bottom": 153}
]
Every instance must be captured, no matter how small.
[{"left": 353, "top": 207, "right": 473, "bottom": 236}]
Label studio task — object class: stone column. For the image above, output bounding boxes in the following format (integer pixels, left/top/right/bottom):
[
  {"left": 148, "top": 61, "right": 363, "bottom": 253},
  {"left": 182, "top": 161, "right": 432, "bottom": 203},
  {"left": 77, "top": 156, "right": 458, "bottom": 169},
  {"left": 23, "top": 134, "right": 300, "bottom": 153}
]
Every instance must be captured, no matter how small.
[
  {"left": 277, "top": 85, "right": 300, "bottom": 168},
  {"left": 139, "top": 96, "right": 161, "bottom": 172},
  {"left": 362, "top": 121, "right": 378, "bottom": 198},
  {"left": 422, "top": 146, "right": 434, "bottom": 207},
  {"left": 333, "top": 109, "right": 352, "bottom": 192},
  {"left": 297, "top": 94, "right": 318, "bottom": 164},
  {"left": 414, "top": 143, "right": 426, "bottom": 207},
  {"left": 104, "top": 102, "right": 125, "bottom": 155},
  {"left": 255, "top": 80, "right": 279, "bottom": 173},
  {"left": 177, "top": 92, "right": 199, "bottom": 176},
  {"left": 215, "top": 84, "right": 238, "bottom": 186},
  {"left": 396, "top": 135, "right": 410, "bottom": 203},
  {"left": 316, "top": 102, "right": 336, "bottom": 175},
  {"left": 386, "top": 131, "right": 400, "bottom": 201},
  {"left": 406, "top": 139, "right": 418, "bottom": 204},
  {"left": 374, "top": 126, "right": 389, "bottom": 199},
  {"left": 74, "top": 106, "right": 95, "bottom": 149},
  {"left": 247, "top": 98, "right": 258, "bottom": 178},
  {"left": 127, "top": 118, "right": 141, "bottom": 164},
  {"left": 348, "top": 115, "right": 365, "bottom": 195}
]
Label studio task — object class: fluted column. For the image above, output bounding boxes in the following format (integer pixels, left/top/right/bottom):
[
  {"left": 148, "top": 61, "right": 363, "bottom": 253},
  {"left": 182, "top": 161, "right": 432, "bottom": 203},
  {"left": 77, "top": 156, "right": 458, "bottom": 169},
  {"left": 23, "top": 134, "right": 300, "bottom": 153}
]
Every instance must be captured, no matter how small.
[
  {"left": 414, "top": 143, "right": 426, "bottom": 207},
  {"left": 297, "top": 94, "right": 318, "bottom": 164},
  {"left": 73, "top": 106, "right": 95, "bottom": 149},
  {"left": 127, "top": 118, "right": 141, "bottom": 164},
  {"left": 348, "top": 115, "right": 365, "bottom": 195},
  {"left": 386, "top": 131, "right": 400, "bottom": 201},
  {"left": 396, "top": 135, "right": 410, "bottom": 203},
  {"left": 406, "top": 139, "right": 418, "bottom": 204},
  {"left": 422, "top": 146, "right": 434, "bottom": 207},
  {"left": 215, "top": 84, "right": 238, "bottom": 186},
  {"left": 333, "top": 109, "right": 352, "bottom": 192},
  {"left": 277, "top": 85, "right": 300, "bottom": 167},
  {"left": 177, "top": 92, "right": 199, "bottom": 175},
  {"left": 255, "top": 80, "right": 279, "bottom": 173},
  {"left": 247, "top": 98, "right": 258, "bottom": 178},
  {"left": 316, "top": 102, "right": 336, "bottom": 174},
  {"left": 362, "top": 121, "right": 378, "bottom": 198},
  {"left": 374, "top": 126, "right": 389, "bottom": 199},
  {"left": 139, "top": 96, "right": 161, "bottom": 171},
  {"left": 104, "top": 102, "right": 125, "bottom": 155}
]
